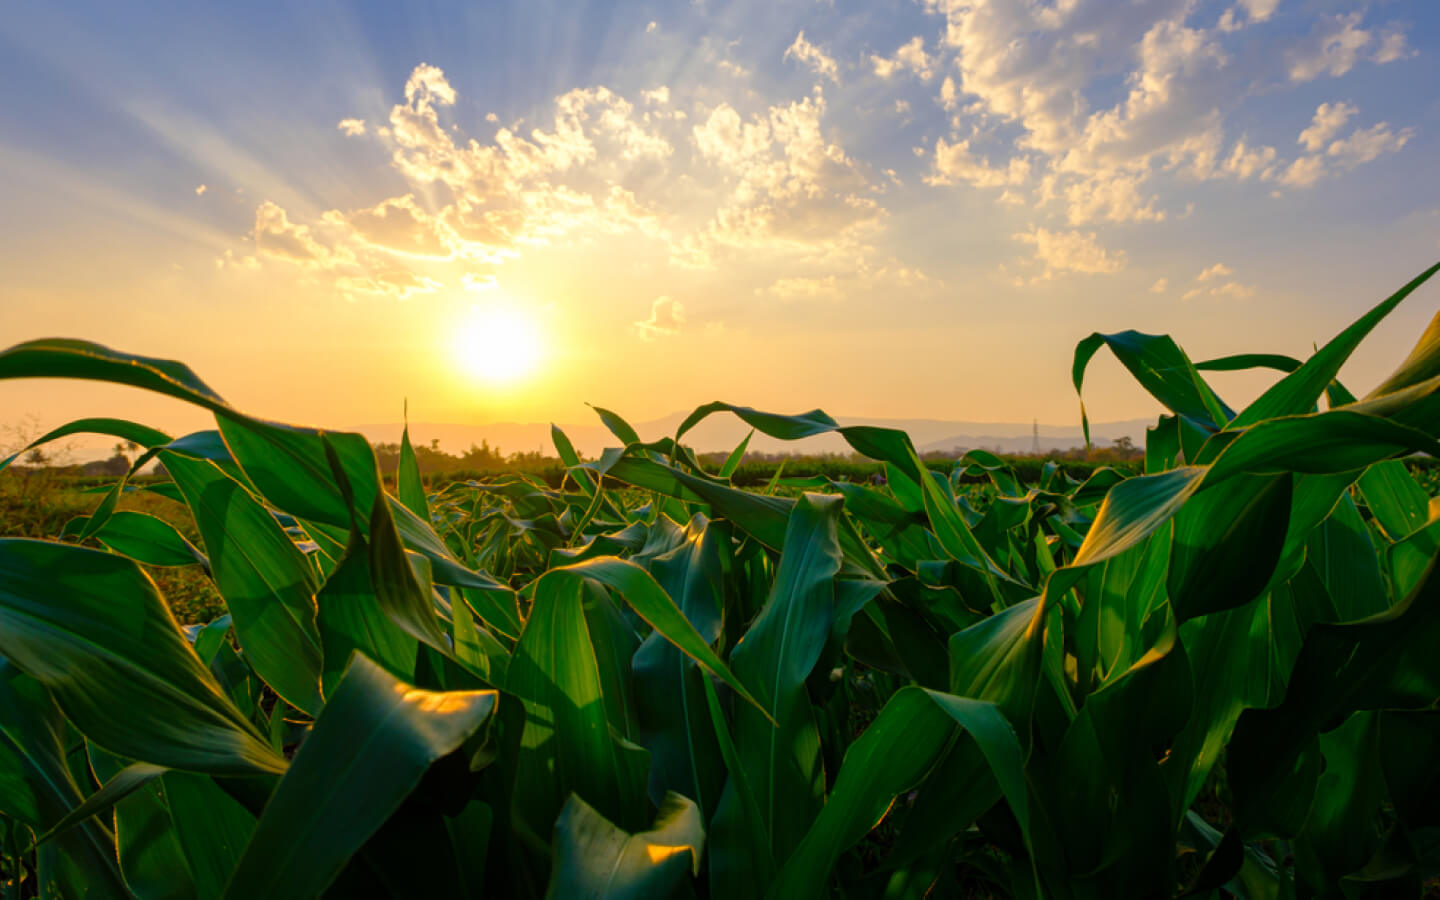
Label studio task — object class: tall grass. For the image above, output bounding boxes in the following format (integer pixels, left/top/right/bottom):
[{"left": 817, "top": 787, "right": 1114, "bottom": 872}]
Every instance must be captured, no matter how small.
[{"left": 0, "top": 262, "right": 1438, "bottom": 898}]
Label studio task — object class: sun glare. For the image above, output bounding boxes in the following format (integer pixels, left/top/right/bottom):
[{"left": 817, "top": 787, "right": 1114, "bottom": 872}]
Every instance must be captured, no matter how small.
[{"left": 453, "top": 305, "right": 544, "bottom": 384}]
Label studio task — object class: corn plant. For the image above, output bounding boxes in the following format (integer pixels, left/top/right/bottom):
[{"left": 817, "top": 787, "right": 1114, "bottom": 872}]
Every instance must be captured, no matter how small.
[{"left": 1, "top": 262, "right": 1439, "bottom": 899}]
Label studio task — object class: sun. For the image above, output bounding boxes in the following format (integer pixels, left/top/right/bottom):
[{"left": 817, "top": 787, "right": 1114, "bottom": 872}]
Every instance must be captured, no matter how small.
[{"left": 452, "top": 304, "right": 544, "bottom": 383}]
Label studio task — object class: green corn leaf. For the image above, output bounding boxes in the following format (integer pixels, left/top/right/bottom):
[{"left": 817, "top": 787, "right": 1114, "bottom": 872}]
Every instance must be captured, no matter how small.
[
  {"left": 1168, "top": 474, "right": 1293, "bottom": 621},
  {"left": 1227, "top": 262, "right": 1440, "bottom": 428},
  {"left": 398, "top": 416, "right": 429, "bottom": 522},
  {"left": 545, "top": 791, "right": 704, "bottom": 900},
  {"left": 29, "top": 761, "right": 168, "bottom": 850},
  {"left": 1291, "top": 711, "right": 1388, "bottom": 897},
  {"left": 0, "top": 417, "right": 171, "bottom": 473},
  {"left": 0, "top": 539, "right": 285, "bottom": 775},
  {"left": 552, "top": 423, "right": 583, "bottom": 467},
  {"left": 0, "top": 663, "right": 129, "bottom": 898},
  {"left": 633, "top": 515, "right": 727, "bottom": 816},
  {"left": 163, "top": 451, "right": 324, "bottom": 716},
  {"left": 1365, "top": 264, "right": 1440, "bottom": 399},
  {"left": 704, "top": 670, "right": 776, "bottom": 899},
  {"left": 1073, "top": 330, "right": 1232, "bottom": 444},
  {"left": 590, "top": 404, "right": 643, "bottom": 446},
  {"left": 1228, "top": 543, "right": 1440, "bottom": 837},
  {"left": 1357, "top": 460, "right": 1430, "bottom": 542},
  {"left": 221, "top": 654, "right": 496, "bottom": 899},
  {"left": 383, "top": 496, "right": 521, "bottom": 638},
  {"left": 720, "top": 429, "right": 753, "bottom": 478},
  {"left": 673, "top": 402, "right": 928, "bottom": 496},
  {"left": 72, "top": 510, "right": 208, "bottom": 569},
  {"left": 888, "top": 599, "right": 1045, "bottom": 867},
  {"left": 725, "top": 494, "right": 843, "bottom": 870},
  {"left": 509, "top": 572, "right": 652, "bottom": 836},
  {"left": 160, "top": 771, "right": 257, "bottom": 900},
  {"left": 85, "top": 746, "right": 195, "bottom": 900},
  {"left": 316, "top": 529, "right": 418, "bottom": 700},
  {"left": 1072, "top": 466, "right": 1205, "bottom": 568},
  {"left": 769, "top": 687, "right": 1032, "bottom": 900},
  {"left": 546, "top": 555, "right": 768, "bottom": 722},
  {"left": 366, "top": 492, "right": 452, "bottom": 654},
  {"left": 1204, "top": 411, "right": 1440, "bottom": 486},
  {"left": 0, "top": 338, "right": 383, "bottom": 532},
  {"left": 1196, "top": 353, "right": 1303, "bottom": 374}
]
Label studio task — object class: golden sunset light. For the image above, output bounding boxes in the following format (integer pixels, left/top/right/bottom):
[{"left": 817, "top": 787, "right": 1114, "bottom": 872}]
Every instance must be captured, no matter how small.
[
  {"left": 453, "top": 302, "right": 546, "bottom": 385},
  {"left": 3, "top": 3, "right": 1440, "bottom": 896}
]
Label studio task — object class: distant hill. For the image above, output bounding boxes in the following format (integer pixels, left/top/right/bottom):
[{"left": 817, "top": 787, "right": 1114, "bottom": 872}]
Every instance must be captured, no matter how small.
[{"left": 348, "top": 412, "right": 1158, "bottom": 458}]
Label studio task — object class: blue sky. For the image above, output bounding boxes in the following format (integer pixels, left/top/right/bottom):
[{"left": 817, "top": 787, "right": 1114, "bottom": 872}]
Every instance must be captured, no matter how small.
[{"left": 2, "top": 0, "right": 1439, "bottom": 443}]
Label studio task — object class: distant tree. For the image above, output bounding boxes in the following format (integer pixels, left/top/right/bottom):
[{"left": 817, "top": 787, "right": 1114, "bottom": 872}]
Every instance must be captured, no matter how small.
[
  {"left": 1112, "top": 435, "right": 1136, "bottom": 454},
  {"left": 24, "top": 448, "right": 47, "bottom": 467},
  {"left": 85, "top": 454, "right": 130, "bottom": 476}
]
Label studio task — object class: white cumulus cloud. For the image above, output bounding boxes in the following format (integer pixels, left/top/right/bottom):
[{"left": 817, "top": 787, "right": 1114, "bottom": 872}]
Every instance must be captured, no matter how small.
[
  {"left": 785, "top": 31, "right": 841, "bottom": 84},
  {"left": 1013, "top": 226, "right": 1126, "bottom": 279},
  {"left": 871, "top": 36, "right": 934, "bottom": 81}
]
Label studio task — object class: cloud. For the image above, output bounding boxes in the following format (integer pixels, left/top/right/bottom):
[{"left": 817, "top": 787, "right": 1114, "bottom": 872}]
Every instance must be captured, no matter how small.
[
  {"left": 337, "top": 118, "right": 366, "bottom": 137},
  {"left": 635, "top": 296, "right": 684, "bottom": 339},
  {"left": 1236, "top": 0, "right": 1279, "bottom": 25},
  {"left": 1150, "top": 278, "right": 1168, "bottom": 293},
  {"left": 1299, "top": 101, "right": 1357, "bottom": 152},
  {"left": 336, "top": 269, "right": 443, "bottom": 301},
  {"left": 1374, "top": 28, "right": 1414, "bottom": 65},
  {"left": 1279, "top": 110, "right": 1413, "bottom": 186},
  {"left": 906, "top": 0, "right": 1420, "bottom": 242},
  {"left": 324, "top": 194, "right": 455, "bottom": 258},
  {"left": 1279, "top": 155, "right": 1325, "bottom": 188},
  {"left": 1327, "top": 122, "right": 1413, "bottom": 166},
  {"left": 925, "top": 137, "right": 1029, "bottom": 189},
  {"left": 871, "top": 36, "right": 934, "bottom": 81},
  {"left": 215, "top": 249, "right": 259, "bottom": 270},
  {"left": 253, "top": 201, "right": 349, "bottom": 267},
  {"left": 939, "top": 76, "right": 958, "bottom": 111},
  {"left": 1220, "top": 139, "right": 1278, "bottom": 180},
  {"left": 785, "top": 31, "right": 841, "bottom": 84},
  {"left": 1196, "top": 262, "right": 1232, "bottom": 281},
  {"left": 1183, "top": 280, "right": 1255, "bottom": 300},
  {"left": 764, "top": 275, "right": 840, "bottom": 301},
  {"left": 387, "top": 67, "right": 670, "bottom": 200},
  {"left": 1182, "top": 262, "right": 1253, "bottom": 299},
  {"left": 904, "top": 0, "right": 1421, "bottom": 237},
  {"left": 1288, "top": 13, "right": 1372, "bottom": 82},
  {"left": 646, "top": 20, "right": 658, "bottom": 34},
  {"left": 406, "top": 63, "right": 455, "bottom": 106},
  {"left": 219, "top": 62, "right": 921, "bottom": 307},
  {"left": 1013, "top": 226, "right": 1125, "bottom": 278},
  {"left": 689, "top": 95, "right": 883, "bottom": 263},
  {"left": 461, "top": 272, "right": 497, "bottom": 291},
  {"left": 1064, "top": 175, "right": 1165, "bottom": 225},
  {"left": 194, "top": 184, "right": 207, "bottom": 196}
]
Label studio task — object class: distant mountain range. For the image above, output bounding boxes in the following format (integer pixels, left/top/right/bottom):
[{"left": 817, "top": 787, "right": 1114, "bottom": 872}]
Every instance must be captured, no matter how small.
[{"left": 348, "top": 411, "right": 1158, "bottom": 458}]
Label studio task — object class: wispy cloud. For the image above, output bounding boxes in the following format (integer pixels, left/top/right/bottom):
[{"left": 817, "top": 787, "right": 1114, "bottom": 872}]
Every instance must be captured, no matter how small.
[
  {"left": 635, "top": 296, "right": 685, "bottom": 339},
  {"left": 785, "top": 31, "right": 840, "bottom": 84}
]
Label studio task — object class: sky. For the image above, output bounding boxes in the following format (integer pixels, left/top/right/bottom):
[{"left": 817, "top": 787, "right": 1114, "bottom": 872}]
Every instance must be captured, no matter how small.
[{"left": 3, "top": 0, "right": 1439, "bottom": 452}]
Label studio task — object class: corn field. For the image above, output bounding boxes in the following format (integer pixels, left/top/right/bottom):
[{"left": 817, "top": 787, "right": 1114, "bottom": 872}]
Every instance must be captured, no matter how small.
[{"left": 2, "top": 262, "right": 1440, "bottom": 898}]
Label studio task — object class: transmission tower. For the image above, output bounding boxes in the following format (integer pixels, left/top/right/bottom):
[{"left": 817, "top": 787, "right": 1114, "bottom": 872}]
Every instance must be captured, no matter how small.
[{"left": 1032, "top": 419, "right": 1040, "bottom": 454}]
